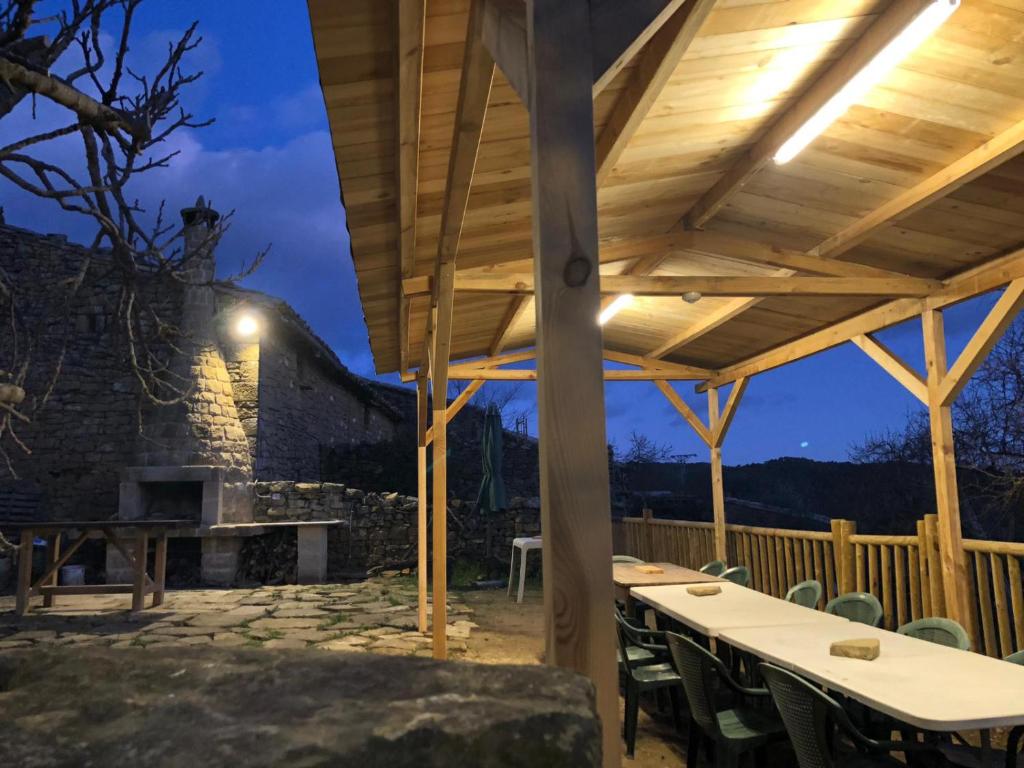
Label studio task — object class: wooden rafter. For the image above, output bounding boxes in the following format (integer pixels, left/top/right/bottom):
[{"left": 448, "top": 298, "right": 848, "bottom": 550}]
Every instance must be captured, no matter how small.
[
  {"left": 602, "top": 349, "right": 711, "bottom": 378},
  {"left": 595, "top": 0, "right": 715, "bottom": 185},
  {"left": 700, "top": 243, "right": 1024, "bottom": 390},
  {"left": 445, "top": 368, "right": 708, "bottom": 381},
  {"left": 713, "top": 377, "right": 747, "bottom": 448},
  {"left": 654, "top": 101, "right": 1024, "bottom": 363},
  {"left": 395, "top": 0, "right": 426, "bottom": 374},
  {"left": 681, "top": 0, "right": 938, "bottom": 230},
  {"left": 851, "top": 334, "right": 928, "bottom": 405},
  {"left": 814, "top": 119, "right": 1024, "bottom": 261}
]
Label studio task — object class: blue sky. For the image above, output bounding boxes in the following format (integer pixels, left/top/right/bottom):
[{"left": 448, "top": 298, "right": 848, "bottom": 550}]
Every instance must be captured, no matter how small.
[{"left": 0, "top": 2, "right": 1000, "bottom": 465}]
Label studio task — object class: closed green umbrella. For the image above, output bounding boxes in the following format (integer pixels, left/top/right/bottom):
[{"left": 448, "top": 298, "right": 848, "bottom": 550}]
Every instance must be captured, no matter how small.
[{"left": 476, "top": 404, "right": 507, "bottom": 514}]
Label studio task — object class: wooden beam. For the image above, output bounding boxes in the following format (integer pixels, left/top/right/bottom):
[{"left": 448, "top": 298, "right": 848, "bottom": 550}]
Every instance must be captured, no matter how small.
[
  {"left": 851, "top": 334, "right": 928, "bottom": 405},
  {"left": 446, "top": 367, "right": 708, "bottom": 381},
  {"left": 602, "top": 349, "right": 713, "bottom": 378},
  {"left": 527, "top": 1, "right": 620, "bottom": 764},
  {"left": 939, "top": 279, "right": 1024, "bottom": 407},
  {"left": 590, "top": 0, "right": 690, "bottom": 96},
  {"left": 700, "top": 242, "right": 1024, "bottom": 389},
  {"left": 595, "top": 0, "right": 715, "bottom": 185},
  {"left": 654, "top": 380, "right": 710, "bottom": 446},
  {"left": 713, "top": 377, "right": 747, "bottom": 448},
  {"left": 430, "top": 273, "right": 936, "bottom": 297},
  {"left": 428, "top": 0, "right": 494, "bottom": 662},
  {"left": 814, "top": 119, "right": 1024, "bottom": 261},
  {"left": 647, "top": 296, "right": 765, "bottom": 360},
  {"left": 481, "top": 0, "right": 530, "bottom": 102},
  {"left": 401, "top": 348, "right": 536, "bottom": 382},
  {"left": 682, "top": 0, "right": 938, "bottom": 229},
  {"left": 708, "top": 386, "right": 727, "bottom": 562},
  {"left": 395, "top": 0, "right": 426, "bottom": 374},
  {"left": 681, "top": 230, "right": 924, "bottom": 281},
  {"left": 922, "top": 308, "right": 971, "bottom": 636},
  {"left": 416, "top": 372, "right": 428, "bottom": 634},
  {"left": 425, "top": 379, "right": 485, "bottom": 445}
]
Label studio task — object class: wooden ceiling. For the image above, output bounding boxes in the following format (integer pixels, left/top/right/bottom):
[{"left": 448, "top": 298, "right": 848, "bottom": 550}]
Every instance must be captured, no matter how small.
[{"left": 308, "top": 0, "right": 1024, "bottom": 377}]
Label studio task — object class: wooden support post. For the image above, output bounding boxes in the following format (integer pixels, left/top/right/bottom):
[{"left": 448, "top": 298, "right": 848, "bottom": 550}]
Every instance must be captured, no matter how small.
[
  {"left": 527, "top": 1, "right": 619, "bottom": 764},
  {"left": 131, "top": 533, "right": 149, "bottom": 612},
  {"left": 431, "top": 390, "right": 448, "bottom": 658},
  {"left": 42, "top": 534, "right": 61, "bottom": 608},
  {"left": 708, "top": 387, "right": 727, "bottom": 562},
  {"left": 416, "top": 372, "right": 429, "bottom": 634},
  {"left": 831, "top": 519, "right": 856, "bottom": 594},
  {"left": 15, "top": 527, "right": 33, "bottom": 616},
  {"left": 153, "top": 532, "right": 168, "bottom": 607},
  {"left": 922, "top": 310, "right": 971, "bottom": 633}
]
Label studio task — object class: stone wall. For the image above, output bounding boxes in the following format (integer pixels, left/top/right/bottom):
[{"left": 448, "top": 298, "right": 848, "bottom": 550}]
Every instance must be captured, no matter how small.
[
  {"left": 252, "top": 481, "right": 541, "bottom": 573},
  {"left": 0, "top": 225, "right": 174, "bottom": 520},
  {"left": 253, "top": 330, "right": 398, "bottom": 482}
]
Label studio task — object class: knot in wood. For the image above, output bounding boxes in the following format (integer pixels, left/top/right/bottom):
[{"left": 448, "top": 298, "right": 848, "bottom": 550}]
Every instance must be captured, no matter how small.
[{"left": 563, "top": 256, "right": 591, "bottom": 288}]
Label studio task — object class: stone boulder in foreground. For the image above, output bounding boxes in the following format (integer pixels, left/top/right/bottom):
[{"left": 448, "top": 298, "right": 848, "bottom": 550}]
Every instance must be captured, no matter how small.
[{"left": 0, "top": 647, "right": 600, "bottom": 767}]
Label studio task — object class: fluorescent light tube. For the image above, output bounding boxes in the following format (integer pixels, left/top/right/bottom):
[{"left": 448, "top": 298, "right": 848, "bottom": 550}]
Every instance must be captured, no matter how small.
[
  {"left": 774, "top": 0, "right": 959, "bottom": 165},
  {"left": 599, "top": 294, "right": 634, "bottom": 325}
]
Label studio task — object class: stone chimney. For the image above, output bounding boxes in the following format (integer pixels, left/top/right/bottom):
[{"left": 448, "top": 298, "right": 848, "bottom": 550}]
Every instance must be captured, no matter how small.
[{"left": 129, "top": 196, "right": 254, "bottom": 524}]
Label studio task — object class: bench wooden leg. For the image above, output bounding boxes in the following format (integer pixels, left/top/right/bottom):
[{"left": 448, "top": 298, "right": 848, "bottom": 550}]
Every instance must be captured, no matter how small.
[
  {"left": 132, "top": 534, "right": 149, "bottom": 612},
  {"left": 15, "top": 528, "right": 33, "bottom": 616},
  {"left": 153, "top": 533, "right": 168, "bottom": 607},
  {"left": 42, "top": 534, "right": 61, "bottom": 608}
]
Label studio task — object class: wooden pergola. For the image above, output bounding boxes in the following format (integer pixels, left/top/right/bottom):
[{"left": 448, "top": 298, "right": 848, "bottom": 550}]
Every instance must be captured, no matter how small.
[{"left": 308, "top": 1, "right": 1024, "bottom": 763}]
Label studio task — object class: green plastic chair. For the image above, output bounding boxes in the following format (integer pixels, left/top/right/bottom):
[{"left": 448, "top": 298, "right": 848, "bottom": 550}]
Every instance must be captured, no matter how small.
[
  {"left": 615, "top": 611, "right": 683, "bottom": 757},
  {"left": 721, "top": 565, "right": 751, "bottom": 587},
  {"left": 666, "top": 631, "right": 785, "bottom": 768},
  {"left": 613, "top": 555, "right": 645, "bottom": 564},
  {"left": 1005, "top": 649, "right": 1024, "bottom": 665},
  {"left": 699, "top": 559, "right": 727, "bottom": 576},
  {"left": 784, "top": 579, "right": 822, "bottom": 609},
  {"left": 825, "top": 592, "right": 884, "bottom": 627},
  {"left": 613, "top": 605, "right": 664, "bottom": 671},
  {"left": 897, "top": 617, "right": 971, "bottom": 651},
  {"left": 759, "top": 663, "right": 938, "bottom": 767}
]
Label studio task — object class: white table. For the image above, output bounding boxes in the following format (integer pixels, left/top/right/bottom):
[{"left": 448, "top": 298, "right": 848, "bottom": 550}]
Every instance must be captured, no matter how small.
[
  {"left": 631, "top": 582, "right": 849, "bottom": 637},
  {"left": 720, "top": 621, "right": 1024, "bottom": 734}
]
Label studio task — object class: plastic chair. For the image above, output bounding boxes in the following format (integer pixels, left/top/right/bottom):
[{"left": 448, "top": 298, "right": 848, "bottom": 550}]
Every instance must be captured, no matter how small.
[
  {"left": 721, "top": 565, "right": 751, "bottom": 587},
  {"left": 666, "top": 631, "right": 785, "bottom": 768},
  {"left": 613, "top": 555, "right": 645, "bottom": 563},
  {"left": 784, "top": 579, "right": 822, "bottom": 609},
  {"left": 614, "top": 604, "right": 668, "bottom": 670},
  {"left": 615, "top": 611, "right": 683, "bottom": 757},
  {"left": 897, "top": 617, "right": 971, "bottom": 651},
  {"left": 825, "top": 592, "right": 883, "bottom": 627},
  {"left": 1005, "top": 650, "right": 1024, "bottom": 665},
  {"left": 699, "top": 559, "right": 727, "bottom": 576},
  {"left": 759, "top": 662, "right": 937, "bottom": 767}
]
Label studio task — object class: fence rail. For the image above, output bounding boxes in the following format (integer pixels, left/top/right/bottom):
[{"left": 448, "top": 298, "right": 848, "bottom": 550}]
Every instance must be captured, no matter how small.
[{"left": 615, "top": 512, "right": 1024, "bottom": 659}]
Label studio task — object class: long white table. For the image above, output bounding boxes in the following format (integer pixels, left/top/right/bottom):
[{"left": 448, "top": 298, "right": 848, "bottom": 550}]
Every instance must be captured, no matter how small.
[
  {"left": 721, "top": 622, "right": 1024, "bottom": 733},
  {"left": 631, "top": 582, "right": 849, "bottom": 636}
]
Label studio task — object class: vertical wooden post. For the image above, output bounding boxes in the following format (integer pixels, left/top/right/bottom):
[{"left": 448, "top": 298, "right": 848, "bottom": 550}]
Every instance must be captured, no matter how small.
[
  {"left": 42, "top": 534, "right": 61, "bottom": 608},
  {"left": 708, "top": 387, "right": 727, "bottom": 562},
  {"left": 153, "top": 532, "right": 168, "bottom": 607},
  {"left": 922, "top": 309, "right": 971, "bottom": 631},
  {"left": 131, "top": 533, "right": 149, "bottom": 612},
  {"left": 527, "top": 2, "right": 620, "bottom": 764},
  {"left": 416, "top": 372, "right": 429, "bottom": 634},
  {"left": 831, "top": 519, "right": 856, "bottom": 595},
  {"left": 15, "top": 528, "right": 33, "bottom": 616},
  {"left": 431, "top": 389, "right": 448, "bottom": 658},
  {"left": 923, "top": 512, "right": 947, "bottom": 616}
]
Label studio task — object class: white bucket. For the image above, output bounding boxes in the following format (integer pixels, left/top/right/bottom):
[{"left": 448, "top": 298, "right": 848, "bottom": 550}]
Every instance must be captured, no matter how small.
[{"left": 60, "top": 565, "right": 86, "bottom": 585}]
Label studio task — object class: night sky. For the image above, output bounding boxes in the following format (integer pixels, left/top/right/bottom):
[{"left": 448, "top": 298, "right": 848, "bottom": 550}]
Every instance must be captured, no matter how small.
[{"left": 0, "top": 2, "right": 1000, "bottom": 466}]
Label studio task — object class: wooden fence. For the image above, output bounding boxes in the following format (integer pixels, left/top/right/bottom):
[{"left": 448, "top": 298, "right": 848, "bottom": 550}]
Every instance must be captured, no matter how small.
[{"left": 615, "top": 511, "right": 1024, "bottom": 659}]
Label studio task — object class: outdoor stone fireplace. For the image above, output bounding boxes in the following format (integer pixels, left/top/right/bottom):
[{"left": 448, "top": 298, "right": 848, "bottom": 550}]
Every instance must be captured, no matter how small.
[{"left": 118, "top": 466, "right": 231, "bottom": 526}]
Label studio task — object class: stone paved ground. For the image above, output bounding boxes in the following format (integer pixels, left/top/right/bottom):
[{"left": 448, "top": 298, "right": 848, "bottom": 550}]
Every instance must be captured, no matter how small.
[{"left": 0, "top": 576, "right": 477, "bottom": 656}]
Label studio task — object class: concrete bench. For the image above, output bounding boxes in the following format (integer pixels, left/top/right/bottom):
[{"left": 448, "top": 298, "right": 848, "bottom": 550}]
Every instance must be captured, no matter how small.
[{"left": 206, "top": 521, "right": 347, "bottom": 585}]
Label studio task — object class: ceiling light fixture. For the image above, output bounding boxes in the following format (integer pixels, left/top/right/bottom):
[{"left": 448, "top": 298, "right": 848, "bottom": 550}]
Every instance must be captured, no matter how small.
[
  {"left": 774, "top": 0, "right": 959, "bottom": 165},
  {"left": 598, "top": 294, "right": 634, "bottom": 325},
  {"left": 682, "top": 291, "right": 702, "bottom": 304}
]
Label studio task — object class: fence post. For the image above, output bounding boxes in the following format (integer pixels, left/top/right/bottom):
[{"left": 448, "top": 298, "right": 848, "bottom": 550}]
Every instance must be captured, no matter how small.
[
  {"left": 831, "top": 519, "right": 856, "bottom": 594},
  {"left": 642, "top": 508, "right": 653, "bottom": 561},
  {"left": 923, "top": 513, "right": 947, "bottom": 617}
]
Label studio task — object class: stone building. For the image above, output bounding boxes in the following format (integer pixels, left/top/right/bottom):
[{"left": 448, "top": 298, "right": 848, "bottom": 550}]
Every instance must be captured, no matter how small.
[{"left": 0, "top": 201, "right": 400, "bottom": 581}]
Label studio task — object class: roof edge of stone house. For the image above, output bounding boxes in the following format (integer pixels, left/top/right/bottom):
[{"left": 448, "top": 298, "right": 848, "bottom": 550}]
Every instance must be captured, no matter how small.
[{"left": 213, "top": 282, "right": 403, "bottom": 423}]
